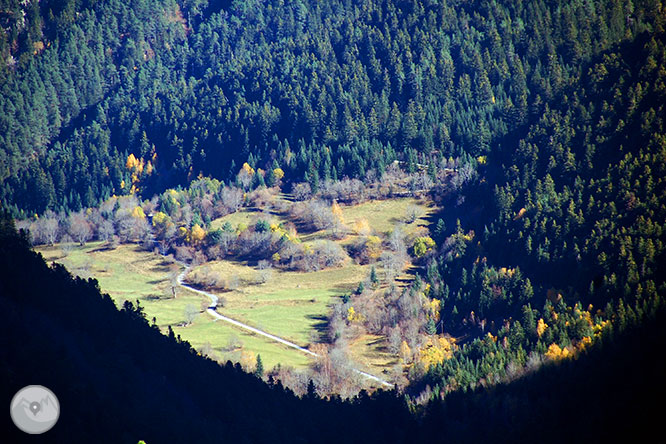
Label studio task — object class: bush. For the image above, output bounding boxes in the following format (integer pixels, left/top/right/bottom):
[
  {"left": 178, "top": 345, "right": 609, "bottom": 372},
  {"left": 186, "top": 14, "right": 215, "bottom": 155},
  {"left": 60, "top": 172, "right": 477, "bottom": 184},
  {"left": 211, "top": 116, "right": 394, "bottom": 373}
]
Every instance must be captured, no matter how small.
[
  {"left": 292, "top": 182, "right": 312, "bottom": 201},
  {"left": 348, "top": 235, "right": 383, "bottom": 264},
  {"left": 405, "top": 204, "right": 424, "bottom": 223},
  {"left": 412, "top": 236, "right": 435, "bottom": 258},
  {"left": 255, "top": 219, "right": 270, "bottom": 233},
  {"left": 283, "top": 240, "right": 347, "bottom": 271}
]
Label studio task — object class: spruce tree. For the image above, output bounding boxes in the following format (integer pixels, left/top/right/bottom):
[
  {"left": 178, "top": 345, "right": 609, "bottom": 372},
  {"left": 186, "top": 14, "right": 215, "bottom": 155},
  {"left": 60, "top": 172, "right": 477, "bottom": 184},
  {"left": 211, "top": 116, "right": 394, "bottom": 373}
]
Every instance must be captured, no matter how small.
[{"left": 255, "top": 354, "right": 264, "bottom": 378}]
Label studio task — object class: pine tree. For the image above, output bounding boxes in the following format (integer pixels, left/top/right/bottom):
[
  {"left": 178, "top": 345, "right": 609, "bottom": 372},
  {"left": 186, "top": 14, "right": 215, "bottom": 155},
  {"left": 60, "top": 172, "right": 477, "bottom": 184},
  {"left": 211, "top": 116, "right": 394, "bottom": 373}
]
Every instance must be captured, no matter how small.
[
  {"left": 254, "top": 354, "right": 264, "bottom": 378},
  {"left": 306, "top": 380, "right": 318, "bottom": 399},
  {"left": 370, "top": 266, "right": 379, "bottom": 287}
]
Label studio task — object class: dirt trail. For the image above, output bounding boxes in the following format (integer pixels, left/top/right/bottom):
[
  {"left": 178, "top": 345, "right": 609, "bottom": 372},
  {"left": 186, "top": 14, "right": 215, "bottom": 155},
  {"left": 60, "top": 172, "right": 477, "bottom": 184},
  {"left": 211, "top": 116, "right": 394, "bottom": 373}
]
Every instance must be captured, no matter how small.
[{"left": 177, "top": 267, "right": 392, "bottom": 388}]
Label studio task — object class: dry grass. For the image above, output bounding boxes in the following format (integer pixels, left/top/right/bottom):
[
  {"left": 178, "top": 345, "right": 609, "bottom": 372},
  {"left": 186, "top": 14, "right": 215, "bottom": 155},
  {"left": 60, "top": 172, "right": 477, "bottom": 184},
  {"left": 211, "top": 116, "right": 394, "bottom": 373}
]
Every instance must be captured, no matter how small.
[{"left": 348, "top": 334, "right": 400, "bottom": 375}]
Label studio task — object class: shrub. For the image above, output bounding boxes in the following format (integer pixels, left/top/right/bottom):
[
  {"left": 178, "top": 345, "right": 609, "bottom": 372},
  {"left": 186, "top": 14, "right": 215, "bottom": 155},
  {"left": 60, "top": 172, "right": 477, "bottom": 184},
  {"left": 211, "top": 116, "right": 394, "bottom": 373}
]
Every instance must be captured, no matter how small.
[
  {"left": 292, "top": 182, "right": 312, "bottom": 201},
  {"left": 413, "top": 236, "right": 435, "bottom": 258},
  {"left": 255, "top": 219, "right": 271, "bottom": 233}
]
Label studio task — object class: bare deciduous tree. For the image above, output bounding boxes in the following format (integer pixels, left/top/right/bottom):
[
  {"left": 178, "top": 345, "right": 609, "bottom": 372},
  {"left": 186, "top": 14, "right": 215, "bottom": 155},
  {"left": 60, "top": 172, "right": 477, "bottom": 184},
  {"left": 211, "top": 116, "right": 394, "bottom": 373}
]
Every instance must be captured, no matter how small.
[
  {"left": 31, "top": 211, "right": 61, "bottom": 246},
  {"left": 220, "top": 186, "right": 244, "bottom": 214},
  {"left": 405, "top": 204, "right": 425, "bottom": 223},
  {"left": 98, "top": 219, "right": 115, "bottom": 242},
  {"left": 237, "top": 168, "right": 253, "bottom": 190},
  {"left": 256, "top": 267, "right": 272, "bottom": 284},
  {"left": 388, "top": 327, "right": 402, "bottom": 354},
  {"left": 68, "top": 212, "right": 93, "bottom": 245},
  {"left": 184, "top": 304, "right": 199, "bottom": 325},
  {"left": 60, "top": 234, "right": 74, "bottom": 254},
  {"left": 290, "top": 200, "right": 336, "bottom": 231},
  {"left": 450, "top": 162, "right": 478, "bottom": 190},
  {"left": 292, "top": 182, "right": 311, "bottom": 201}
]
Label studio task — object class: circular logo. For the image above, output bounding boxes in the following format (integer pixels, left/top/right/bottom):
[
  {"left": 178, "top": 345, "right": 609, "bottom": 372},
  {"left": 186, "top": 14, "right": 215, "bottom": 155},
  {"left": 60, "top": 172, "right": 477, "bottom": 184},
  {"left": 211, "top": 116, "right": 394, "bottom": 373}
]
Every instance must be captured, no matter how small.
[{"left": 10, "top": 385, "right": 60, "bottom": 434}]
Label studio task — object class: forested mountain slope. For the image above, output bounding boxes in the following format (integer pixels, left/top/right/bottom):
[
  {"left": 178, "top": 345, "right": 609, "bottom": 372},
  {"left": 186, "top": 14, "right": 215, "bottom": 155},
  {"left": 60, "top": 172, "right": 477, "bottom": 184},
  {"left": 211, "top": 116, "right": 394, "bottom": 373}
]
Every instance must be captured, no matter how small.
[
  {"left": 0, "top": 215, "right": 415, "bottom": 443},
  {"left": 3, "top": 0, "right": 666, "bottom": 435},
  {"left": 1, "top": 0, "right": 663, "bottom": 214},
  {"left": 409, "top": 26, "right": 666, "bottom": 395},
  {"left": 2, "top": 213, "right": 665, "bottom": 442}
]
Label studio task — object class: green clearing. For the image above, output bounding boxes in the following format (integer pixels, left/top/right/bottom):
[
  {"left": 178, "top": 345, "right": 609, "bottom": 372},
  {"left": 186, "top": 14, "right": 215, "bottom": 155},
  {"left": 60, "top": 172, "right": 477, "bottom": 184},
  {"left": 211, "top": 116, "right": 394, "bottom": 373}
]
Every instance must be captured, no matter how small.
[
  {"left": 35, "top": 196, "right": 435, "bottom": 374},
  {"left": 171, "top": 314, "right": 312, "bottom": 369},
  {"left": 188, "top": 259, "right": 371, "bottom": 345},
  {"left": 340, "top": 197, "right": 434, "bottom": 236},
  {"left": 36, "top": 242, "right": 312, "bottom": 370},
  {"left": 38, "top": 243, "right": 201, "bottom": 325}
]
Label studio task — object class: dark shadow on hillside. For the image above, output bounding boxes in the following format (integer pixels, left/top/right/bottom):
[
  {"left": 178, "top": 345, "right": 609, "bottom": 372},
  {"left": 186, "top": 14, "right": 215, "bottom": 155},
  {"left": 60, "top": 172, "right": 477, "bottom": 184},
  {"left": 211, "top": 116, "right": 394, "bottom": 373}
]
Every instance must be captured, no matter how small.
[
  {"left": 290, "top": 219, "right": 321, "bottom": 236},
  {"left": 242, "top": 206, "right": 280, "bottom": 216},
  {"left": 151, "top": 263, "right": 174, "bottom": 273},
  {"left": 306, "top": 314, "right": 329, "bottom": 342},
  {"left": 89, "top": 244, "right": 116, "bottom": 253},
  {"left": 366, "top": 336, "right": 390, "bottom": 354},
  {"left": 395, "top": 265, "right": 423, "bottom": 285},
  {"left": 331, "top": 283, "right": 357, "bottom": 292}
]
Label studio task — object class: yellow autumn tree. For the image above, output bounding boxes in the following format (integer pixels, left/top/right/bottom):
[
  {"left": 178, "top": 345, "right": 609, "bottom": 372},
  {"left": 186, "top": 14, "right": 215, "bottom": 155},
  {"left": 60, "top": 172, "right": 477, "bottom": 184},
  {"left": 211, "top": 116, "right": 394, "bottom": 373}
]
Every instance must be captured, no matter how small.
[
  {"left": 131, "top": 206, "right": 146, "bottom": 219},
  {"left": 537, "top": 318, "right": 548, "bottom": 337},
  {"left": 242, "top": 162, "right": 255, "bottom": 176},
  {"left": 576, "top": 336, "right": 592, "bottom": 352},
  {"left": 399, "top": 340, "right": 412, "bottom": 363},
  {"left": 188, "top": 224, "right": 206, "bottom": 245},
  {"left": 413, "top": 236, "right": 436, "bottom": 257},
  {"left": 331, "top": 201, "right": 344, "bottom": 224},
  {"left": 365, "top": 235, "right": 383, "bottom": 260},
  {"left": 126, "top": 153, "right": 140, "bottom": 171},
  {"left": 239, "top": 350, "right": 256, "bottom": 372},
  {"left": 152, "top": 211, "right": 173, "bottom": 237},
  {"left": 347, "top": 306, "right": 365, "bottom": 322},
  {"left": 273, "top": 167, "right": 285, "bottom": 181},
  {"left": 425, "top": 298, "right": 441, "bottom": 322},
  {"left": 353, "top": 218, "right": 371, "bottom": 236},
  {"left": 418, "top": 337, "right": 453, "bottom": 368},
  {"left": 152, "top": 211, "right": 169, "bottom": 227},
  {"left": 125, "top": 154, "right": 147, "bottom": 193},
  {"left": 593, "top": 319, "right": 610, "bottom": 336},
  {"left": 545, "top": 343, "right": 571, "bottom": 361}
]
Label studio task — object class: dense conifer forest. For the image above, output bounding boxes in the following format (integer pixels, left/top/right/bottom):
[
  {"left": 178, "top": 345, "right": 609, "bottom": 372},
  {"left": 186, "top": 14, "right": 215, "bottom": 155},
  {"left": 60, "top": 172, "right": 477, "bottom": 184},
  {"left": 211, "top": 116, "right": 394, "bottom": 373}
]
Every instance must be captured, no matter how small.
[
  {"left": 2, "top": 0, "right": 666, "bottom": 440},
  {"left": 2, "top": 0, "right": 663, "bottom": 214}
]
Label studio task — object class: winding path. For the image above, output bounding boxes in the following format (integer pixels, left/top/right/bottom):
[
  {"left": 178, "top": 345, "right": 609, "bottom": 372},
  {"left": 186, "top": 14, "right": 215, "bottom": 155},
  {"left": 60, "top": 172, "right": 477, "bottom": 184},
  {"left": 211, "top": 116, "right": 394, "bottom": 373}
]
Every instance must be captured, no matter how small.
[{"left": 176, "top": 267, "right": 392, "bottom": 388}]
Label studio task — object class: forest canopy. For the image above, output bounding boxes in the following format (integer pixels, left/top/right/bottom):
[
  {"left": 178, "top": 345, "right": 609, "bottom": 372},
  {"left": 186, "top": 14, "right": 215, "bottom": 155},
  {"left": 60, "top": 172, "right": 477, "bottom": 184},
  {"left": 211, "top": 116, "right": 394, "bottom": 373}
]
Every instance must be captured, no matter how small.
[
  {"left": 2, "top": 0, "right": 666, "bottom": 420},
  {"left": 1, "top": 0, "right": 663, "bottom": 215}
]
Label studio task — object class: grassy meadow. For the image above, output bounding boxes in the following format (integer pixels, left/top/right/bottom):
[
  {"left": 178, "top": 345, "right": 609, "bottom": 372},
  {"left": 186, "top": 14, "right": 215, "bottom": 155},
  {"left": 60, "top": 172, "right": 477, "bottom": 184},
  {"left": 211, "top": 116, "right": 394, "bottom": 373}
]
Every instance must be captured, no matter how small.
[
  {"left": 187, "top": 258, "right": 372, "bottom": 345},
  {"left": 36, "top": 196, "right": 435, "bottom": 374},
  {"left": 36, "top": 242, "right": 312, "bottom": 369}
]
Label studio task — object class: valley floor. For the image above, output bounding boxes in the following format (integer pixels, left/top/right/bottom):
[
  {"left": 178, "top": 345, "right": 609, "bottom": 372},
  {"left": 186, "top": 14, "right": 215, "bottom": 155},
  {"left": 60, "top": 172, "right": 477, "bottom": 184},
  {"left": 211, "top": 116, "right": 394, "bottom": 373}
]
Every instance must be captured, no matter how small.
[{"left": 36, "top": 196, "right": 436, "bottom": 389}]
